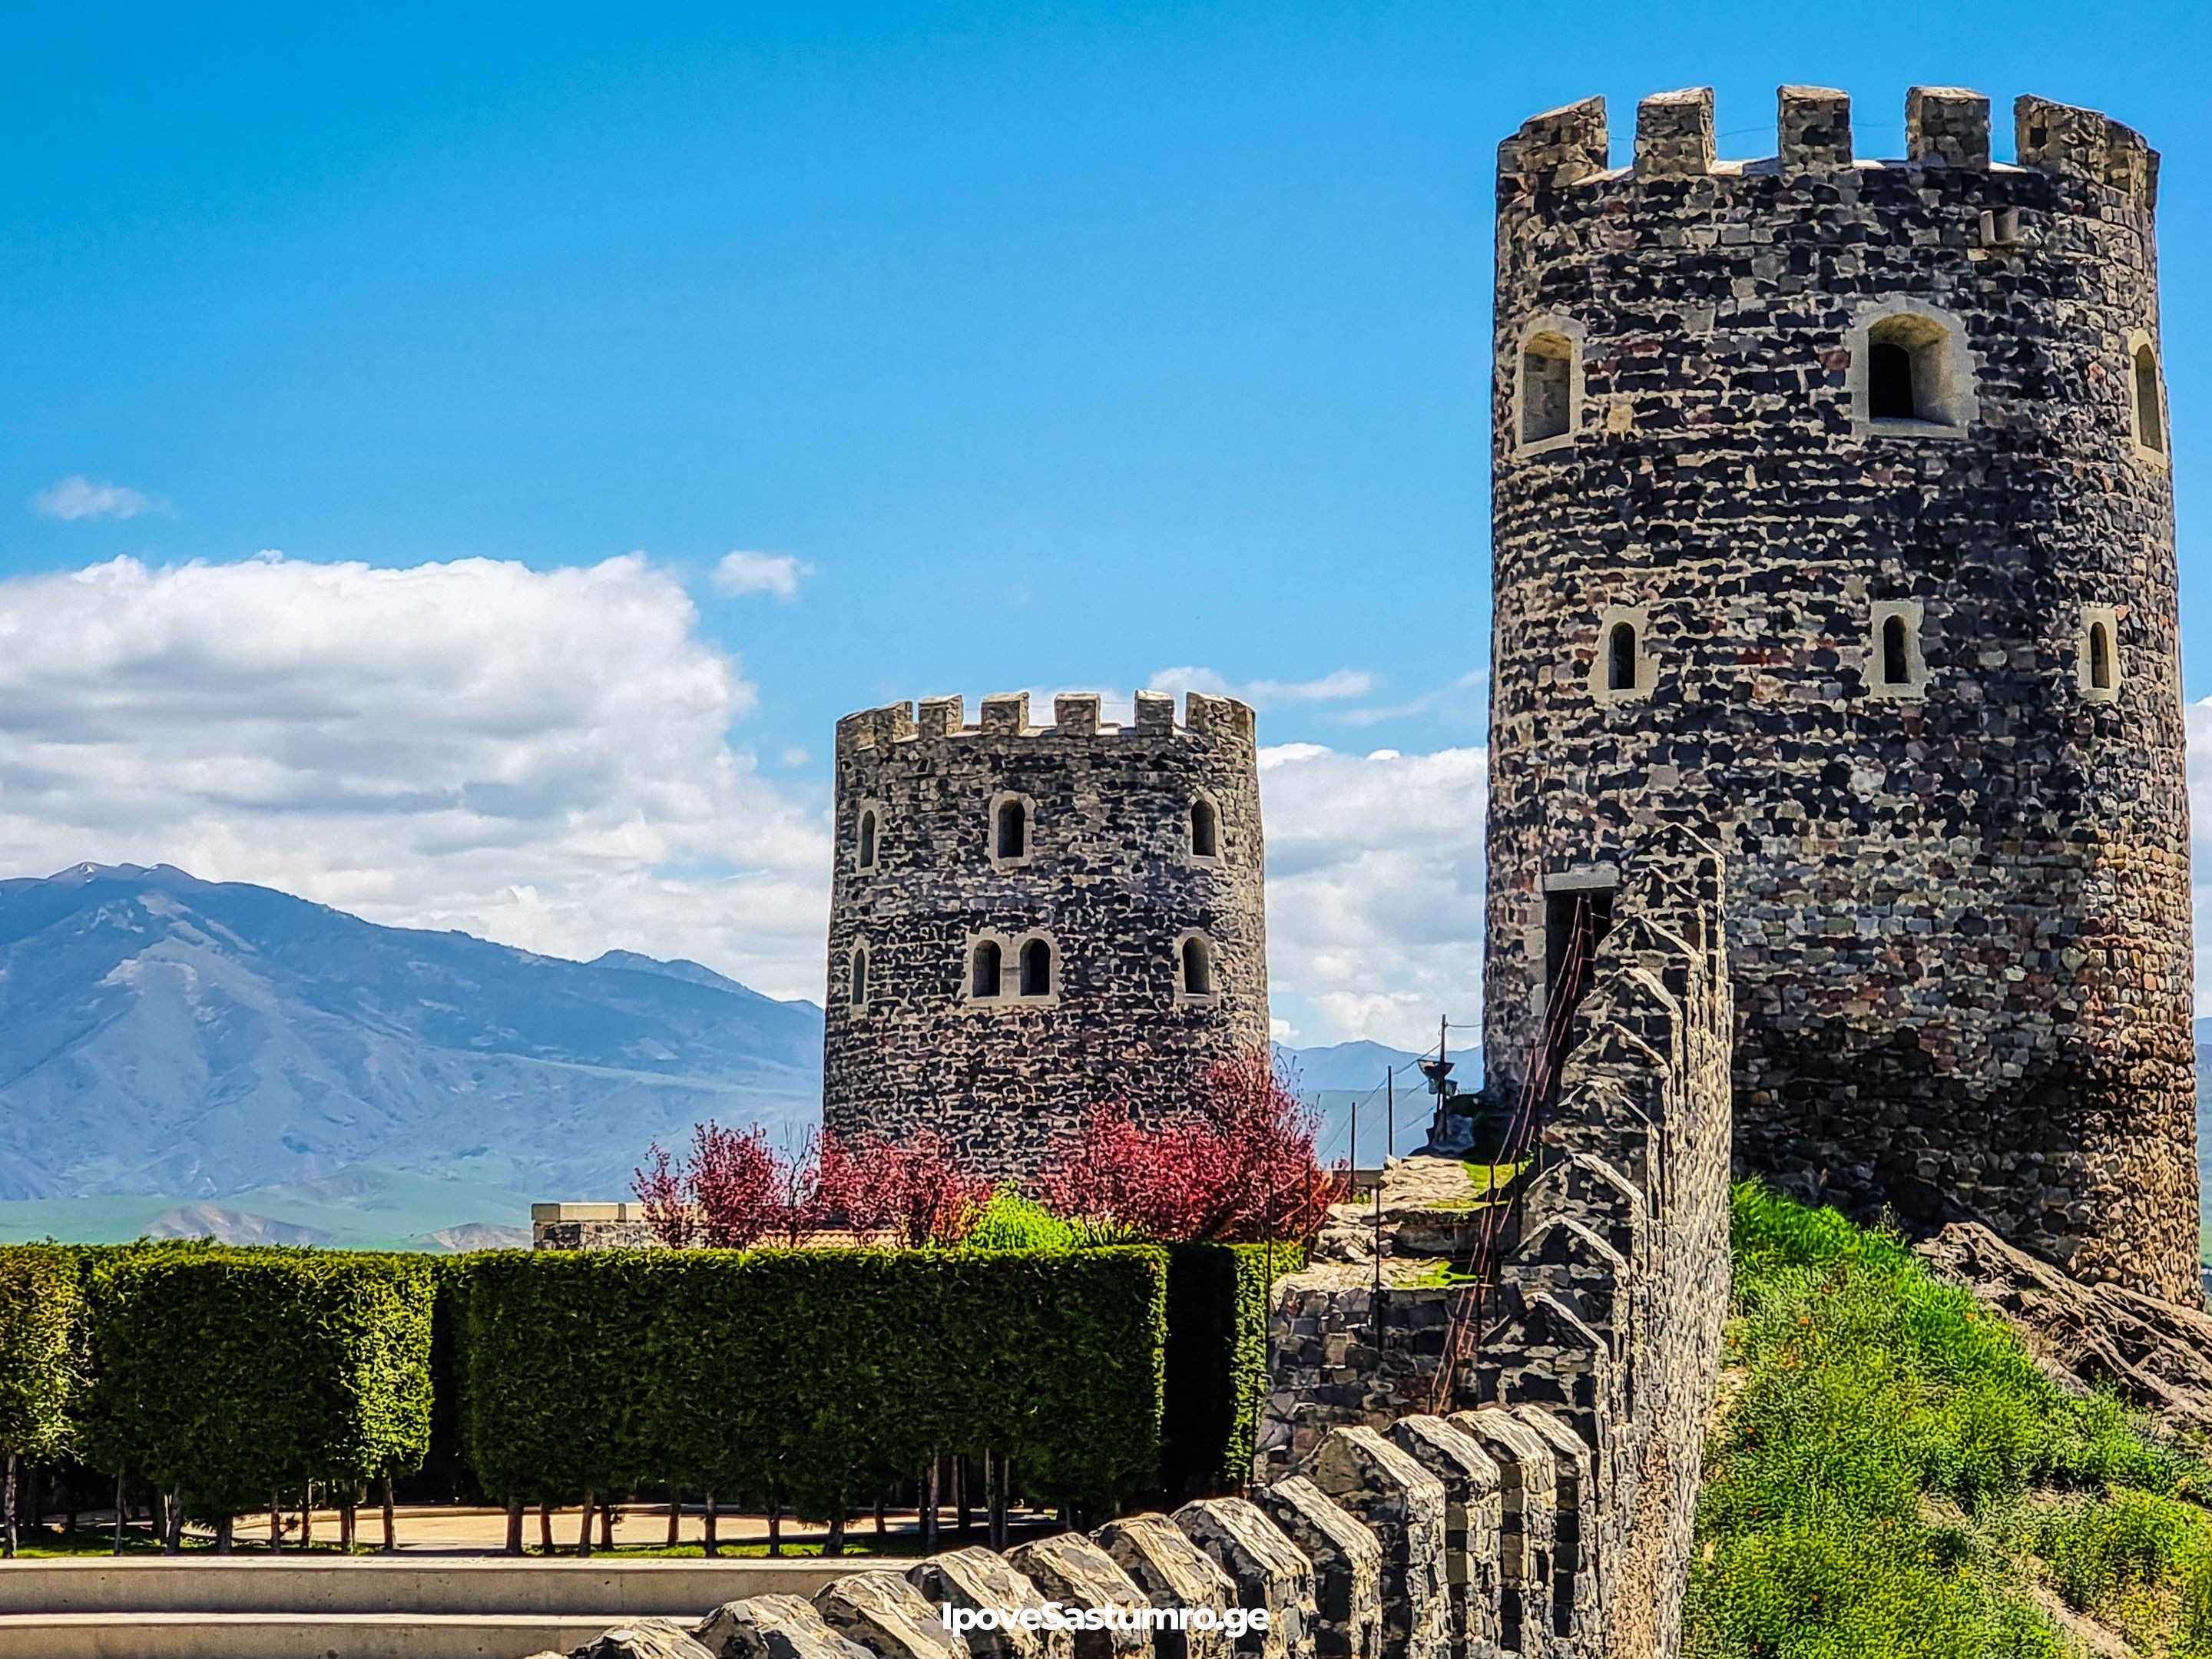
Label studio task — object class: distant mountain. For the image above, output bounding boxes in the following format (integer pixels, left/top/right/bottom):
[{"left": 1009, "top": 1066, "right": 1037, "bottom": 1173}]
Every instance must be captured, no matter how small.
[{"left": 0, "top": 863, "right": 824, "bottom": 1205}]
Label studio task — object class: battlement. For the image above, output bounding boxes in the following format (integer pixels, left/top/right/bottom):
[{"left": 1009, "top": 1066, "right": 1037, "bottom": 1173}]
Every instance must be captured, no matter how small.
[
  {"left": 1499, "top": 84, "right": 2157, "bottom": 212},
  {"left": 835, "top": 690, "right": 1257, "bottom": 757}
]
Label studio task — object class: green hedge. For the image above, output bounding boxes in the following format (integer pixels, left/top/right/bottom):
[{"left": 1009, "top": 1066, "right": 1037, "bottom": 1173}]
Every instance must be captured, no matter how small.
[
  {"left": 455, "top": 1246, "right": 1169, "bottom": 1517},
  {"left": 84, "top": 1247, "right": 434, "bottom": 1514},
  {"left": 1161, "top": 1242, "right": 1288, "bottom": 1498},
  {"left": 0, "top": 1247, "right": 84, "bottom": 1470}
]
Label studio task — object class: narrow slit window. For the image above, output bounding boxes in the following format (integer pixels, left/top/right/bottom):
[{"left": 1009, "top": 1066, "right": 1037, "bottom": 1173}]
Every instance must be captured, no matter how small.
[
  {"left": 1019, "top": 939, "right": 1051, "bottom": 998},
  {"left": 996, "top": 798, "right": 1028, "bottom": 861},
  {"left": 1521, "top": 333, "right": 1574, "bottom": 445},
  {"left": 1880, "top": 614, "right": 1910, "bottom": 686},
  {"left": 1181, "top": 936, "right": 1213, "bottom": 996},
  {"left": 2081, "top": 609, "right": 2120, "bottom": 700},
  {"left": 858, "top": 810, "right": 878, "bottom": 869},
  {"left": 971, "top": 940, "right": 1002, "bottom": 999},
  {"left": 2135, "top": 346, "right": 2165, "bottom": 453},
  {"left": 1190, "top": 799, "right": 1218, "bottom": 859},
  {"left": 848, "top": 948, "right": 869, "bottom": 1008},
  {"left": 1607, "top": 621, "right": 1637, "bottom": 693}
]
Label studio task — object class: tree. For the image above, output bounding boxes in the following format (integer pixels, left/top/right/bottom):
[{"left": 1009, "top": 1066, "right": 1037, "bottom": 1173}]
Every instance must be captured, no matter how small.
[
  {"left": 1037, "top": 1050, "right": 1346, "bottom": 1243},
  {"left": 0, "top": 1247, "right": 83, "bottom": 1557},
  {"left": 767, "top": 1128, "right": 832, "bottom": 1247},
  {"left": 633, "top": 1121, "right": 782, "bottom": 1250},
  {"left": 823, "top": 1131, "right": 990, "bottom": 1248}
]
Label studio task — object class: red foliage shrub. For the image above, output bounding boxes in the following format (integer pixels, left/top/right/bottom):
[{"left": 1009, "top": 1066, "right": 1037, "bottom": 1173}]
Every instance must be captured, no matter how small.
[
  {"left": 1036, "top": 1050, "right": 1346, "bottom": 1243},
  {"left": 631, "top": 1121, "right": 781, "bottom": 1249},
  {"left": 822, "top": 1129, "right": 991, "bottom": 1248}
]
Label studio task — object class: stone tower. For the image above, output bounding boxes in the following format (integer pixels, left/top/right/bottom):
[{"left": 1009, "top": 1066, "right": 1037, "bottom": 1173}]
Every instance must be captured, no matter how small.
[
  {"left": 1481, "top": 85, "right": 2197, "bottom": 1300},
  {"left": 823, "top": 690, "right": 1270, "bottom": 1177}
]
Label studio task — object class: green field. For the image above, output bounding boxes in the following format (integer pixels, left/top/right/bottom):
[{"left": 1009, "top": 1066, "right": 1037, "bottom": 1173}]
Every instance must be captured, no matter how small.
[{"left": 0, "top": 1165, "right": 531, "bottom": 1251}]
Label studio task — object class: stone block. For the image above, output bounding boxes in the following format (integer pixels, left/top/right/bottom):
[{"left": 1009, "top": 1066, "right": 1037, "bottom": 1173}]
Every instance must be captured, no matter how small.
[
  {"left": 1447, "top": 1411, "right": 1556, "bottom": 1659},
  {"left": 1510, "top": 1409, "right": 1598, "bottom": 1650},
  {"left": 1008, "top": 1531, "right": 1154, "bottom": 1659},
  {"left": 1094, "top": 1512, "right": 1238, "bottom": 1659},
  {"left": 1172, "top": 1497, "right": 1318, "bottom": 1659},
  {"left": 1255, "top": 1477, "right": 1382, "bottom": 1659},
  {"left": 696, "top": 1595, "right": 876, "bottom": 1659},
  {"left": 1906, "top": 86, "right": 1990, "bottom": 167},
  {"left": 1634, "top": 88, "right": 1714, "bottom": 177},
  {"left": 1305, "top": 1428, "right": 1449, "bottom": 1659},
  {"left": 1385, "top": 1416, "right": 1502, "bottom": 1659},
  {"left": 815, "top": 1573, "right": 969, "bottom": 1659},
  {"left": 909, "top": 1547, "right": 1075, "bottom": 1659},
  {"left": 572, "top": 1621, "right": 718, "bottom": 1659},
  {"left": 1777, "top": 86, "right": 1850, "bottom": 172}
]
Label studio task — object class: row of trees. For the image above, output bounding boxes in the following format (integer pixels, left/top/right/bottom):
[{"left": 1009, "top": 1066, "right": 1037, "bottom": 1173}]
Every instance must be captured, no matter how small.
[{"left": 633, "top": 1052, "right": 1345, "bottom": 1250}]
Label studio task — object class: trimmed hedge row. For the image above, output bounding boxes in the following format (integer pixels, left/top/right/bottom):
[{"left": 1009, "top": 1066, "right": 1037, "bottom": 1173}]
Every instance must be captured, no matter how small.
[
  {"left": 2, "top": 1238, "right": 1280, "bottom": 1520},
  {"left": 85, "top": 1247, "right": 435, "bottom": 1515},
  {"left": 454, "top": 1247, "right": 1169, "bottom": 1515}
]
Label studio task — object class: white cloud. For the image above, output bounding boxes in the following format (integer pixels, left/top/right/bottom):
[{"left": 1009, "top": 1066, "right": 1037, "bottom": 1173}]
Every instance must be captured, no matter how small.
[
  {"left": 1150, "top": 664, "right": 1375, "bottom": 709},
  {"left": 32, "top": 476, "right": 160, "bottom": 522},
  {"left": 712, "top": 550, "right": 813, "bottom": 601},
  {"left": 0, "top": 554, "right": 831, "bottom": 1000},
  {"left": 1258, "top": 741, "right": 1487, "bottom": 1051}
]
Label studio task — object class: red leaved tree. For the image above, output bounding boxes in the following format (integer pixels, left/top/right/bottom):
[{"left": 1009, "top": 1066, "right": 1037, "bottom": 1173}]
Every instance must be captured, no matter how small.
[
  {"left": 766, "top": 1128, "right": 833, "bottom": 1247},
  {"left": 822, "top": 1129, "right": 990, "bottom": 1248},
  {"left": 1037, "top": 1050, "right": 1346, "bottom": 1243},
  {"left": 632, "top": 1121, "right": 782, "bottom": 1249}
]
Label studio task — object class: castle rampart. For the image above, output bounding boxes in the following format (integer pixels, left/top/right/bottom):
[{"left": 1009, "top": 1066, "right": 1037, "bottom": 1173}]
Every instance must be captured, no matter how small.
[
  {"left": 1482, "top": 84, "right": 2197, "bottom": 1299},
  {"left": 823, "top": 690, "right": 1270, "bottom": 1176}
]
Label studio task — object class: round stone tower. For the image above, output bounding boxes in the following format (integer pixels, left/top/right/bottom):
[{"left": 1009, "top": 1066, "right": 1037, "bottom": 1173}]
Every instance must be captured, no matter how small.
[
  {"left": 823, "top": 689, "right": 1270, "bottom": 1177},
  {"left": 1481, "top": 84, "right": 2197, "bottom": 1299}
]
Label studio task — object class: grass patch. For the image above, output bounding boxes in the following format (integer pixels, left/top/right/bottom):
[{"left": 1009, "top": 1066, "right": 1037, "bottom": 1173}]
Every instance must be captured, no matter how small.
[{"left": 1687, "top": 1182, "right": 2211, "bottom": 1657}]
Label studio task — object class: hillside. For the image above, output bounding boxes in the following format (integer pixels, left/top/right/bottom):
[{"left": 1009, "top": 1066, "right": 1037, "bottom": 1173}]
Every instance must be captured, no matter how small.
[
  {"left": 1690, "top": 1185, "right": 2212, "bottom": 1655},
  {"left": 0, "top": 863, "right": 825, "bottom": 1204}
]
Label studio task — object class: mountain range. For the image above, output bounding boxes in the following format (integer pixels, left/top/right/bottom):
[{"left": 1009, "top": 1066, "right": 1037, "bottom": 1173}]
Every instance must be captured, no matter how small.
[
  {"left": 0, "top": 864, "right": 823, "bottom": 1210},
  {"left": 0, "top": 863, "right": 1446, "bottom": 1246}
]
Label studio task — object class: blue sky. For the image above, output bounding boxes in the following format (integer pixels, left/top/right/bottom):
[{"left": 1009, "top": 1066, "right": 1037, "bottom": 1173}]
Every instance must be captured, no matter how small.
[{"left": 3, "top": 2, "right": 2210, "bottom": 1045}]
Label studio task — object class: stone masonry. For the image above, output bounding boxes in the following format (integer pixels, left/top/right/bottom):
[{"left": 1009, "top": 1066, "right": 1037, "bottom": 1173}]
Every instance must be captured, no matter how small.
[
  {"left": 1259, "top": 829, "right": 1735, "bottom": 1657},
  {"left": 1482, "top": 85, "right": 2197, "bottom": 1301},
  {"left": 824, "top": 691, "right": 1270, "bottom": 1177}
]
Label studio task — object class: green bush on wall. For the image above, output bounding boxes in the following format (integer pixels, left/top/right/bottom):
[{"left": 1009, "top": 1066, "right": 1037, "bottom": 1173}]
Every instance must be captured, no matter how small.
[
  {"left": 455, "top": 1245, "right": 1170, "bottom": 1519},
  {"left": 85, "top": 1247, "right": 435, "bottom": 1515}
]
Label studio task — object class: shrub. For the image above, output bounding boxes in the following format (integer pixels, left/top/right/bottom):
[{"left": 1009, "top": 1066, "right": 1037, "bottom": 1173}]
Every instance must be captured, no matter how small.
[
  {"left": 635, "top": 1121, "right": 784, "bottom": 1250},
  {"left": 964, "top": 1187, "right": 1078, "bottom": 1253},
  {"left": 85, "top": 1247, "right": 434, "bottom": 1525}
]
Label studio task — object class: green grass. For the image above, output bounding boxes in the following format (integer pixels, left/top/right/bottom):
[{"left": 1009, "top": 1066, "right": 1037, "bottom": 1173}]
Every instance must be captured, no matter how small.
[{"left": 1687, "top": 1183, "right": 2212, "bottom": 1657}]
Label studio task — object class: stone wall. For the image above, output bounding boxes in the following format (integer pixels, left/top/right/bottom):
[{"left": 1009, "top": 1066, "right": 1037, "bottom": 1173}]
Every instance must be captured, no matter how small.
[
  {"left": 1480, "top": 84, "right": 2197, "bottom": 1302},
  {"left": 1258, "top": 830, "right": 1734, "bottom": 1657},
  {"left": 823, "top": 691, "right": 1270, "bottom": 1177}
]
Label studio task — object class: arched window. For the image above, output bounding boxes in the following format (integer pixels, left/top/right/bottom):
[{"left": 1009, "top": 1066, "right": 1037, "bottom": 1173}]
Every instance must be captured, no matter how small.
[
  {"left": 1868, "top": 339, "right": 1915, "bottom": 420},
  {"left": 971, "top": 939, "right": 1002, "bottom": 999},
  {"left": 1881, "top": 614, "right": 1910, "bottom": 686},
  {"left": 996, "top": 797, "right": 1028, "bottom": 861},
  {"left": 1181, "top": 935, "right": 1214, "bottom": 997},
  {"left": 2135, "top": 344, "right": 2166, "bottom": 454},
  {"left": 1019, "top": 938, "right": 1051, "bottom": 998},
  {"left": 1521, "top": 332, "right": 1574, "bottom": 445},
  {"left": 848, "top": 947, "right": 869, "bottom": 1009},
  {"left": 1854, "top": 310, "right": 1971, "bottom": 431},
  {"left": 1606, "top": 621, "right": 1637, "bottom": 693},
  {"left": 1190, "top": 798, "right": 1218, "bottom": 859},
  {"left": 2080, "top": 605, "right": 2121, "bottom": 701},
  {"left": 858, "top": 809, "right": 878, "bottom": 870}
]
